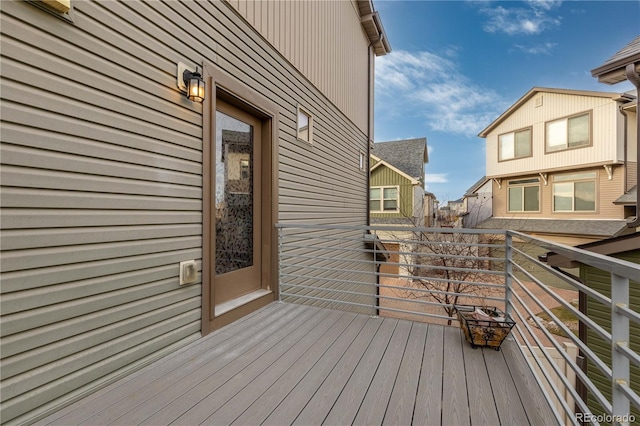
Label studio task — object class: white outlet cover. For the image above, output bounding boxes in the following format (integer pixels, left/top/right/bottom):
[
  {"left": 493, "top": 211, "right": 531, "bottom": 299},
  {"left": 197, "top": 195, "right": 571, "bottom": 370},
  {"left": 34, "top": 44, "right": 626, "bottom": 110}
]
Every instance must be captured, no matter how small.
[{"left": 180, "top": 260, "right": 198, "bottom": 285}]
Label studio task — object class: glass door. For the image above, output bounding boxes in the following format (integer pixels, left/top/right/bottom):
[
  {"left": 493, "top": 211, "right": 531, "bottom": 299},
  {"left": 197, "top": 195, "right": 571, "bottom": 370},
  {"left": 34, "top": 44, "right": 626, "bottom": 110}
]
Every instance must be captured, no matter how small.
[{"left": 213, "top": 101, "right": 262, "bottom": 307}]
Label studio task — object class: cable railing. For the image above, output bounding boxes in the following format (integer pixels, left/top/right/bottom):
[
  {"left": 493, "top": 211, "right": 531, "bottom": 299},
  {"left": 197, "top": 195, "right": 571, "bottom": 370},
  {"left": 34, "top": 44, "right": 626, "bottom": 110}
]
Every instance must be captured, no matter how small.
[{"left": 276, "top": 223, "right": 640, "bottom": 426}]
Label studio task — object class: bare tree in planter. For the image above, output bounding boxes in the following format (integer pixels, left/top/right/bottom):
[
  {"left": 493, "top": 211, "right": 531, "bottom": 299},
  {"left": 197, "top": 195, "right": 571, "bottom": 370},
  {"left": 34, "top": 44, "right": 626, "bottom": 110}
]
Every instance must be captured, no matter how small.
[
  {"left": 408, "top": 232, "right": 504, "bottom": 325},
  {"left": 381, "top": 227, "right": 505, "bottom": 326}
]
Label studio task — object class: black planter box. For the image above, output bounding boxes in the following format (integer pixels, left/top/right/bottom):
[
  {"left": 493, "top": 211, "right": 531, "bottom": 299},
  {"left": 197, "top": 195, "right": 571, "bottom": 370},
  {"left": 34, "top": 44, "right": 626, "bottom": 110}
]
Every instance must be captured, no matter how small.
[{"left": 454, "top": 305, "right": 515, "bottom": 350}]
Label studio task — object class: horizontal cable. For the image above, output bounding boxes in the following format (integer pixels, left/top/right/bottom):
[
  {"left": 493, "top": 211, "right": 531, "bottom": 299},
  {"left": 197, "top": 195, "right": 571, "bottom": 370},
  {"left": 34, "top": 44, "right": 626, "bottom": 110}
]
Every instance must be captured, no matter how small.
[
  {"left": 511, "top": 245, "right": 611, "bottom": 306},
  {"left": 511, "top": 302, "right": 610, "bottom": 420}
]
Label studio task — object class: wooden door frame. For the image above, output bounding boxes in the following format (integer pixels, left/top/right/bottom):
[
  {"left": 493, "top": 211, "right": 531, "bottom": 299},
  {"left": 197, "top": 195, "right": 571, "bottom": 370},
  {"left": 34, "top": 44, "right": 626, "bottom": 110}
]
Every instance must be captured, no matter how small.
[{"left": 202, "top": 61, "right": 279, "bottom": 335}]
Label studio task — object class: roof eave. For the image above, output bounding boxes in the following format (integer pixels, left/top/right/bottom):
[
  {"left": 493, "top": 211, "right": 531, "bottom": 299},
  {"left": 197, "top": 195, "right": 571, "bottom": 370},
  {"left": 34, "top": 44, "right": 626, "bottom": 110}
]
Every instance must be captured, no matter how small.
[
  {"left": 358, "top": 1, "right": 391, "bottom": 56},
  {"left": 591, "top": 54, "right": 640, "bottom": 85},
  {"left": 369, "top": 156, "right": 419, "bottom": 185}
]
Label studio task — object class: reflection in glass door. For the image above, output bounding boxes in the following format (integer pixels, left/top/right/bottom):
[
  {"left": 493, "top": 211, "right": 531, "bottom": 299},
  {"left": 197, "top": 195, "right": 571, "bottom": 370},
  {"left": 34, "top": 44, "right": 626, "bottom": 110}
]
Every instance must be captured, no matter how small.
[
  {"left": 215, "top": 111, "right": 253, "bottom": 274},
  {"left": 214, "top": 102, "right": 262, "bottom": 306}
]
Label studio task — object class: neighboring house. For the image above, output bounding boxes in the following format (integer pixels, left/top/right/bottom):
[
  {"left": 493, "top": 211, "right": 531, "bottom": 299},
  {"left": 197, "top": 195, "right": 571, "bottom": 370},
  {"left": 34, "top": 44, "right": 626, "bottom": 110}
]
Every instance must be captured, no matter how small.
[
  {"left": 581, "top": 33, "right": 640, "bottom": 422},
  {"left": 547, "top": 233, "right": 640, "bottom": 422},
  {"left": 370, "top": 138, "right": 428, "bottom": 226},
  {"left": 0, "top": 1, "right": 390, "bottom": 423},
  {"left": 423, "top": 191, "right": 438, "bottom": 227},
  {"left": 591, "top": 34, "right": 640, "bottom": 229},
  {"left": 448, "top": 198, "right": 465, "bottom": 215},
  {"left": 448, "top": 197, "right": 465, "bottom": 224},
  {"left": 615, "top": 185, "right": 638, "bottom": 220},
  {"left": 477, "top": 87, "right": 637, "bottom": 246},
  {"left": 435, "top": 198, "right": 465, "bottom": 228},
  {"left": 462, "top": 176, "right": 493, "bottom": 228}
]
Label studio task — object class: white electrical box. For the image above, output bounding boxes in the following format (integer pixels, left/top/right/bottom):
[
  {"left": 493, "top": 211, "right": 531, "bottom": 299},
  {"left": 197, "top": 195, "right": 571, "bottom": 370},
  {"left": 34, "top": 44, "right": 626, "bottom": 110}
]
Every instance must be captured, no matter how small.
[{"left": 179, "top": 260, "right": 198, "bottom": 285}]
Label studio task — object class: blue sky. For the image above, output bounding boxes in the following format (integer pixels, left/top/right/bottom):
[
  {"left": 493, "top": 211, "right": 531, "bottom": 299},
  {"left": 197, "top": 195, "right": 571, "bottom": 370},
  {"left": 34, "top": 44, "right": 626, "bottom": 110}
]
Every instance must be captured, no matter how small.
[{"left": 373, "top": 0, "right": 638, "bottom": 204}]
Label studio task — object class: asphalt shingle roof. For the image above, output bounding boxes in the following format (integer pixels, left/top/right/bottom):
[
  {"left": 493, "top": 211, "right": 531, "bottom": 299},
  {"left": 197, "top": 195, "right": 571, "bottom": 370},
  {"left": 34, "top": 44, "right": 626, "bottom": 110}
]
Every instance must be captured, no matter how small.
[
  {"left": 464, "top": 176, "right": 488, "bottom": 196},
  {"left": 597, "top": 35, "right": 640, "bottom": 70},
  {"left": 615, "top": 186, "right": 637, "bottom": 205},
  {"left": 591, "top": 35, "right": 640, "bottom": 84},
  {"left": 372, "top": 138, "right": 427, "bottom": 180},
  {"left": 476, "top": 218, "right": 630, "bottom": 238}
]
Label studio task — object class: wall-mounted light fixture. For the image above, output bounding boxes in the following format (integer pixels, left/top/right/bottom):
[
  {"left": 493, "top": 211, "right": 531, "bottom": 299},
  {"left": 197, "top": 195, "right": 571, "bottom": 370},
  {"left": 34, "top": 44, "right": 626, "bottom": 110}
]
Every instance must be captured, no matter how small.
[{"left": 177, "top": 62, "right": 205, "bottom": 103}]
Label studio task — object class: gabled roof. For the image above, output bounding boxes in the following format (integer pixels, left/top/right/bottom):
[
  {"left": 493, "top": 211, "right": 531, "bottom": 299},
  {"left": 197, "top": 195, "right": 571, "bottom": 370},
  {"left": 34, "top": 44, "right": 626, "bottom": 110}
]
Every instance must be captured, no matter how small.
[
  {"left": 591, "top": 35, "right": 640, "bottom": 85},
  {"left": 464, "top": 176, "right": 489, "bottom": 197},
  {"left": 372, "top": 138, "right": 428, "bottom": 180},
  {"left": 478, "top": 87, "right": 634, "bottom": 137},
  {"left": 370, "top": 154, "right": 419, "bottom": 185}
]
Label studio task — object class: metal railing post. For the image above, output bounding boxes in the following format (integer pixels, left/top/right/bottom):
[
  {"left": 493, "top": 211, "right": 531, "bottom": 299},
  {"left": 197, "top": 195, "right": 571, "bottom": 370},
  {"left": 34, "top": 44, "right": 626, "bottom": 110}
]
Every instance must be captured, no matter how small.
[
  {"left": 611, "top": 273, "right": 630, "bottom": 425},
  {"left": 372, "top": 230, "right": 378, "bottom": 312},
  {"left": 505, "top": 232, "right": 513, "bottom": 317},
  {"left": 277, "top": 226, "right": 283, "bottom": 302}
]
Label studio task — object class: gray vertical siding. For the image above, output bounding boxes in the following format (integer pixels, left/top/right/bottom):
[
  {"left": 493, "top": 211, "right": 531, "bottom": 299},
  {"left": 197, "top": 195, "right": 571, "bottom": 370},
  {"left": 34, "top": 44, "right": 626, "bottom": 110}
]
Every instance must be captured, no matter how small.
[{"left": 0, "top": 0, "right": 372, "bottom": 423}]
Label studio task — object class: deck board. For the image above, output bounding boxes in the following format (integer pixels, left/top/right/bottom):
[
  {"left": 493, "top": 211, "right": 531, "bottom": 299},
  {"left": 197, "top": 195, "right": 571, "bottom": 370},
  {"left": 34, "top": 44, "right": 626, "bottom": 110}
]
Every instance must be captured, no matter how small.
[
  {"left": 413, "top": 323, "right": 444, "bottom": 425},
  {"left": 291, "top": 316, "right": 383, "bottom": 425},
  {"left": 227, "top": 310, "right": 360, "bottom": 425},
  {"left": 382, "top": 321, "right": 428, "bottom": 425},
  {"left": 501, "top": 340, "right": 558, "bottom": 425},
  {"left": 38, "top": 302, "right": 557, "bottom": 426},
  {"left": 352, "top": 319, "right": 412, "bottom": 425},
  {"left": 462, "top": 339, "right": 501, "bottom": 425},
  {"left": 173, "top": 308, "right": 350, "bottom": 425},
  {"left": 484, "top": 345, "right": 530, "bottom": 424},
  {"left": 202, "top": 309, "right": 355, "bottom": 425},
  {"left": 40, "top": 302, "right": 289, "bottom": 426},
  {"left": 442, "top": 325, "right": 471, "bottom": 425},
  {"left": 320, "top": 317, "right": 398, "bottom": 425},
  {"left": 262, "top": 314, "right": 371, "bottom": 425},
  {"left": 135, "top": 305, "right": 323, "bottom": 425}
]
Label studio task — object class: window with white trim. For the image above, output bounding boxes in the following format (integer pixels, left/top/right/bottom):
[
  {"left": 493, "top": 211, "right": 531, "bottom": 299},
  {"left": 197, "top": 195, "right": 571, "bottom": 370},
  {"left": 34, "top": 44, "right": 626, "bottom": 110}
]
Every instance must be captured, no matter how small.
[
  {"left": 553, "top": 171, "right": 596, "bottom": 212},
  {"left": 507, "top": 178, "right": 540, "bottom": 212},
  {"left": 546, "top": 112, "right": 590, "bottom": 152},
  {"left": 499, "top": 127, "right": 531, "bottom": 161},
  {"left": 370, "top": 186, "right": 399, "bottom": 213}
]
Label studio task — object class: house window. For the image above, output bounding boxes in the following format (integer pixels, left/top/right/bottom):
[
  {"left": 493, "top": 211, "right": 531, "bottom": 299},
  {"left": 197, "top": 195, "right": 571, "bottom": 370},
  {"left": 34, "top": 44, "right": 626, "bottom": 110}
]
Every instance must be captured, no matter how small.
[
  {"left": 499, "top": 128, "right": 531, "bottom": 161},
  {"left": 553, "top": 171, "right": 596, "bottom": 212},
  {"left": 370, "top": 186, "right": 399, "bottom": 213},
  {"left": 297, "top": 106, "right": 312, "bottom": 143},
  {"left": 359, "top": 150, "right": 366, "bottom": 170},
  {"left": 240, "top": 159, "right": 250, "bottom": 180},
  {"left": 546, "top": 112, "right": 590, "bottom": 152},
  {"left": 29, "top": 0, "right": 74, "bottom": 22},
  {"left": 507, "top": 178, "right": 539, "bottom": 212}
]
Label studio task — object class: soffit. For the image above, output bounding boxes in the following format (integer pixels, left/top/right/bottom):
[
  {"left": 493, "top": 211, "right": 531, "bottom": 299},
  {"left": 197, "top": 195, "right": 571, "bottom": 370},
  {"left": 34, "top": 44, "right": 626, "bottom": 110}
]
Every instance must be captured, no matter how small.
[{"left": 591, "top": 35, "right": 640, "bottom": 85}]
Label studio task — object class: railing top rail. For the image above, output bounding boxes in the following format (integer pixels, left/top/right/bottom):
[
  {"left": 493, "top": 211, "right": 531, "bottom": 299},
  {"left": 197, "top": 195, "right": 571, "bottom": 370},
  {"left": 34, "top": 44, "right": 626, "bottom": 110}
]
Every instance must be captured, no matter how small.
[
  {"left": 276, "top": 223, "right": 507, "bottom": 235},
  {"left": 508, "top": 230, "right": 640, "bottom": 279}
]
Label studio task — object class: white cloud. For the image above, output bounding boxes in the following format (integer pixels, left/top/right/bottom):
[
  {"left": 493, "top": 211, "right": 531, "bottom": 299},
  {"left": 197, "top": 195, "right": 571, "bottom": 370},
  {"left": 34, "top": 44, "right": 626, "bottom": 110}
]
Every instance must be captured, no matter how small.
[
  {"left": 478, "top": 1, "right": 562, "bottom": 36},
  {"left": 526, "top": 0, "right": 562, "bottom": 11},
  {"left": 425, "top": 173, "right": 449, "bottom": 184},
  {"left": 512, "top": 42, "right": 557, "bottom": 55},
  {"left": 376, "top": 50, "right": 506, "bottom": 137}
]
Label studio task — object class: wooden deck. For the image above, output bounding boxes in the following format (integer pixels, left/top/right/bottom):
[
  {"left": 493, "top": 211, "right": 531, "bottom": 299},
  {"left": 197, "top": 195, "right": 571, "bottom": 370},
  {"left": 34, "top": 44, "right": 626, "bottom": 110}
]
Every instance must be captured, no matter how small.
[{"left": 38, "top": 302, "right": 556, "bottom": 425}]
